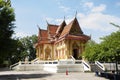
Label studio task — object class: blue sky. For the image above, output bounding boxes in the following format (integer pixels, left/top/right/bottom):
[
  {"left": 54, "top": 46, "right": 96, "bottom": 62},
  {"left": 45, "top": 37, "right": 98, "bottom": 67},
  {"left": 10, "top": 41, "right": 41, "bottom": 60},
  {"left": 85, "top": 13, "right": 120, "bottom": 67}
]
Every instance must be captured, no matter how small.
[{"left": 11, "top": 0, "right": 120, "bottom": 43}]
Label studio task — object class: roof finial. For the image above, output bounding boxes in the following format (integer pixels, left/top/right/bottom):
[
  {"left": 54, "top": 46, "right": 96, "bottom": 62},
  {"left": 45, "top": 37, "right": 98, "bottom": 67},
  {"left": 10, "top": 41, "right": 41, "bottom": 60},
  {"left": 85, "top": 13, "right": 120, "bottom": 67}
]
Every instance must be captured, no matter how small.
[
  {"left": 37, "top": 24, "right": 40, "bottom": 30},
  {"left": 64, "top": 16, "right": 65, "bottom": 21},
  {"left": 46, "top": 20, "right": 49, "bottom": 25},
  {"left": 75, "top": 11, "right": 77, "bottom": 18}
]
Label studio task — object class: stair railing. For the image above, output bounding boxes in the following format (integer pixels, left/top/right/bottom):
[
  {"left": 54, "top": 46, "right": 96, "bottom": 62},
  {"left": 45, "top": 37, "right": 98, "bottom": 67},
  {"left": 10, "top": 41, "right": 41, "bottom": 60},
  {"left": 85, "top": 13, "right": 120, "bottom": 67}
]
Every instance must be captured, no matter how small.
[
  {"left": 31, "top": 58, "right": 39, "bottom": 62},
  {"left": 82, "top": 60, "right": 91, "bottom": 72},
  {"left": 95, "top": 61, "right": 106, "bottom": 71},
  {"left": 70, "top": 55, "right": 75, "bottom": 61},
  {"left": 10, "top": 61, "right": 21, "bottom": 70}
]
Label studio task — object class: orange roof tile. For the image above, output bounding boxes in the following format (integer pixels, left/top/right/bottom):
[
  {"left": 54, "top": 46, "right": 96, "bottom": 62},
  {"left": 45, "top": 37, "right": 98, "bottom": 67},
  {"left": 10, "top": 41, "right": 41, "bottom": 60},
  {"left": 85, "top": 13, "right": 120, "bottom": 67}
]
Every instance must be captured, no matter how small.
[
  {"left": 36, "top": 17, "right": 90, "bottom": 45},
  {"left": 39, "top": 29, "right": 48, "bottom": 41},
  {"left": 59, "top": 20, "right": 73, "bottom": 37},
  {"left": 55, "top": 20, "right": 66, "bottom": 37},
  {"left": 60, "top": 18, "right": 83, "bottom": 38},
  {"left": 47, "top": 24, "right": 59, "bottom": 38},
  {"left": 48, "top": 24, "right": 58, "bottom": 34},
  {"left": 56, "top": 20, "right": 66, "bottom": 34}
]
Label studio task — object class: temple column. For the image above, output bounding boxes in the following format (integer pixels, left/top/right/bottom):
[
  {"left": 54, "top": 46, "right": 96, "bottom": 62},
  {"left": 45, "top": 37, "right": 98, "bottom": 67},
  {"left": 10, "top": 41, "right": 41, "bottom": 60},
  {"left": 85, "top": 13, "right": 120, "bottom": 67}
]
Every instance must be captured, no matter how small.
[
  {"left": 58, "top": 50, "right": 60, "bottom": 60},
  {"left": 38, "top": 47, "right": 39, "bottom": 58},
  {"left": 39, "top": 47, "right": 40, "bottom": 59},
  {"left": 68, "top": 40, "right": 71, "bottom": 58},
  {"left": 36, "top": 48, "right": 38, "bottom": 58},
  {"left": 43, "top": 46, "right": 45, "bottom": 60},
  {"left": 52, "top": 44, "right": 54, "bottom": 60}
]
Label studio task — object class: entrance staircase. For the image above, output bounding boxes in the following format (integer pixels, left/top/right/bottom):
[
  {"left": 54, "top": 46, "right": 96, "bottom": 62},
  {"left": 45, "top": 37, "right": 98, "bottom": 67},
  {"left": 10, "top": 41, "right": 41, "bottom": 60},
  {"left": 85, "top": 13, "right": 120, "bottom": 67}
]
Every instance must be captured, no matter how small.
[
  {"left": 10, "top": 57, "right": 84, "bottom": 73},
  {"left": 90, "top": 64, "right": 104, "bottom": 72}
]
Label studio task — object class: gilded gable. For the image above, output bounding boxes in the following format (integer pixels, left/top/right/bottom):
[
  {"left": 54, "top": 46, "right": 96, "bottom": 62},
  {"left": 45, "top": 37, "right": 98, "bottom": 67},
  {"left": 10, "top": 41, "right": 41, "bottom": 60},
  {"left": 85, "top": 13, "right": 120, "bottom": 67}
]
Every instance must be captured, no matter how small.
[{"left": 69, "top": 18, "right": 83, "bottom": 35}]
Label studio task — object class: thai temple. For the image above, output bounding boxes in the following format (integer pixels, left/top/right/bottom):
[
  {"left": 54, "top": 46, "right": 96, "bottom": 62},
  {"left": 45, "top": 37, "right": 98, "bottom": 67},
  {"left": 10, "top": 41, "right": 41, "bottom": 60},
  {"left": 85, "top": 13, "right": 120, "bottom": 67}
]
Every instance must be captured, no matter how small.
[
  {"left": 11, "top": 17, "right": 119, "bottom": 74},
  {"left": 35, "top": 17, "right": 90, "bottom": 60}
]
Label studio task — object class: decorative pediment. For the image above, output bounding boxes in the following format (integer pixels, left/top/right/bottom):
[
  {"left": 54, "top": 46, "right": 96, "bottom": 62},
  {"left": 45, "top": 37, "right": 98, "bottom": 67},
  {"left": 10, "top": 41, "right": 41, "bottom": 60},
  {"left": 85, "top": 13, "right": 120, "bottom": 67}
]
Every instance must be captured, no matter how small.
[{"left": 69, "top": 18, "right": 83, "bottom": 35}]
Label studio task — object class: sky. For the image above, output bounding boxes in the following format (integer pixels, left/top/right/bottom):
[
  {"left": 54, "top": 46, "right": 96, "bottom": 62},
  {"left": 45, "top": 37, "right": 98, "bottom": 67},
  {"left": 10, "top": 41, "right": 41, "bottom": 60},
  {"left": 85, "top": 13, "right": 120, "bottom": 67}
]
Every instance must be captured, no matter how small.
[{"left": 11, "top": 0, "right": 120, "bottom": 43}]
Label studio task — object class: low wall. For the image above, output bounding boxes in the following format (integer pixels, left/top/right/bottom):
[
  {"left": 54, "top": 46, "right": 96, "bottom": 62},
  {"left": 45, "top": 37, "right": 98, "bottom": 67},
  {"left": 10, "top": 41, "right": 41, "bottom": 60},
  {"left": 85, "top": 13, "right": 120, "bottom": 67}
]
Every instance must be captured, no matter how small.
[
  {"left": 103, "top": 63, "right": 120, "bottom": 71},
  {"left": 44, "top": 64, "right": 83, "bottom": 73},
  {"left": 15, "top": 64, "right": 44, "bottom": 71},
  {"left": 15, "top": 64, "right": 83, "bottom": 73}
]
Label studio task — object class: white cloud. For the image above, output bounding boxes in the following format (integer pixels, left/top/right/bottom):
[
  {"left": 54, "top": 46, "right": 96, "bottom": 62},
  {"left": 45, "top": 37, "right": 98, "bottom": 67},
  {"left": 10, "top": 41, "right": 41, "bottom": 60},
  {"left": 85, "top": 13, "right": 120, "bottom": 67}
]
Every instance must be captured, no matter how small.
[
  {"left": 53, "top": 12, "right": 120, "bottom": 33},
  {"left": 83, "top": 2, "right": 106, "bottom": 13},
  {"left": 13, "top": 32, "right": 30, "bottom": 38},
  {"left": 55, "top": 17, "right": 73, "bottom": 25},
  {"left": 55, "top": 19, "right": 63, "bottom": 24},
  {"left": 84, "top": 2, "right": 93, "bottom": 8},
  {"left": 77, "top": 11, "right": 120, "bottom": 43},
  {"left": 46, "top": 17, "right": 54, "bottom": 23},
  {"left": 80, "top": 3, "right": 118, "bottom": 32},
  {"left": 56, "top": 0, "right": 70, "bottom": 13},
  {"left": 78, "top": 12, "right": 120, "bottom": 32},
  {"left": 91, "top": 4, "right": 106, "bottom": 12},
  {"left": 59, "top": 6, "right": 70, "bottom": 12}
]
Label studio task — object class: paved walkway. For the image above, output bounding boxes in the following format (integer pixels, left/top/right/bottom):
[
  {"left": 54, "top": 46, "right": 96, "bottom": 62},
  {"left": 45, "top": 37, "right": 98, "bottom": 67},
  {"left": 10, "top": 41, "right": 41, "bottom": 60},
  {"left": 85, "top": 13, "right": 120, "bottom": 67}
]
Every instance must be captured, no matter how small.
[{"left": 0, "top": 70, "right": 108, "bottom": 80}]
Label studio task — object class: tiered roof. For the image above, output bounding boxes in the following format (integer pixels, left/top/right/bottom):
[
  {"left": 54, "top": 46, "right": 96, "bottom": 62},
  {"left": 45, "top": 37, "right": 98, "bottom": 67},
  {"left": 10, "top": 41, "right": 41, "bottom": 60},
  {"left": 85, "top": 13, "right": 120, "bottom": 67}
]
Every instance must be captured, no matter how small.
[
  {"left": 36, "top": 17, "right": 90, "bottom": 46},
  {"left": 47, "top": 24, "right": 59, "bottom": 39}
]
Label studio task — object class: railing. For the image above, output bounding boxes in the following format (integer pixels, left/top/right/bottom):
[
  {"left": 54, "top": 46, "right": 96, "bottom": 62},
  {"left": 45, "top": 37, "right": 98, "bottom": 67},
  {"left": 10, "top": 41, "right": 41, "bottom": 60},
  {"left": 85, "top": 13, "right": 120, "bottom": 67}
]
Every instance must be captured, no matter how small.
[
  {"left": 31, "top": 61, "right": 58, "bottom": 64},
  {"left": 58, "top": 60, "right": 75, "bottom": 64},
  {"left": 31, "top": 58, "right": 39, "bottom": 62},
  {"left": 82, "top": 60, "right": 91, "bottom": 71},
  {"left": 10, "top": 59, "right": 83, "bottom": 70},
  {"left": 95, "top": 61, "right": 106, "bottom": 71},
  {"left": 70, "top": 55, "right": 75, "bottom": 61},
  {"left": 10, "top": 61, "right": 21, "bottom": 70}
]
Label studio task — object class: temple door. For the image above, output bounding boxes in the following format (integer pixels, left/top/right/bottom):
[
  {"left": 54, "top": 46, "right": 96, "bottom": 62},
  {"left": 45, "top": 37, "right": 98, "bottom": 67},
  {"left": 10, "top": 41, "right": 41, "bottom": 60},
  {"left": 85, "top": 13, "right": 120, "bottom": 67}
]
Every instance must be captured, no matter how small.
[{"left": 72, "top": 42, "right": 79, "bottom": 59}]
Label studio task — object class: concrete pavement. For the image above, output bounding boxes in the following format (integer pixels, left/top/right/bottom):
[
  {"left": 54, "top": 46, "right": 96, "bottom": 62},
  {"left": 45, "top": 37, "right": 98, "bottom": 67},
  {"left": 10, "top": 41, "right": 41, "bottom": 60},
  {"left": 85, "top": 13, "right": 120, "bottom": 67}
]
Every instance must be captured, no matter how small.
[{"left": 0, "top": 70, "right": 109, "bottom": 80}]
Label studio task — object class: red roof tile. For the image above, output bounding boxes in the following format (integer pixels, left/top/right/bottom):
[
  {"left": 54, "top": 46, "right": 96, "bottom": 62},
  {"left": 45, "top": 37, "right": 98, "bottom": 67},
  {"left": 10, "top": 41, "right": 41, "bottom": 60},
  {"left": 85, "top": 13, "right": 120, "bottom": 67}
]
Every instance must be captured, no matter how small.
[
  {"left": 60, "top": 18, "right": 83, "bottom": 38},
  {"left": 39, "top": 29, "right": 48, "bottom": 41},
  {"left": 36, "top": 17, "right": 90, "bottom": 45},
  {"left": 48, "top": 24, "right": 58, "bottom": 34},
  {"left": 55, "top": 20, "right": 66, "bottom": 37},
  {"left": 59, "top": 20, "right": 73, "bottom": 37},
  {"left": 47, "top": 24, "right": 59, "bottom": 38},
  {"left": 56, "top": 20, "right": 66, "bottom": 33}
]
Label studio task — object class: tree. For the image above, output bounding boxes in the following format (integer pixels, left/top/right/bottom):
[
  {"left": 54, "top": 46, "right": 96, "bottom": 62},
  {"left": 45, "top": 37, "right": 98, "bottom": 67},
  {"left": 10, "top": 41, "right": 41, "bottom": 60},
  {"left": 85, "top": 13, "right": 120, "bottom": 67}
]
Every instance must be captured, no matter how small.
[
  {"left": 0, "top": 0, "right": 15, "bottom": 65},
  {"left": 83, "top": 40, "right": 99, "bottom": 61},
  {"left": 19, "top": 35, "right": 37, "bottom": 61},
  {"left": 110, "top": 22, "right": 120, "bottom": 30},
  {"left": 83, "top": 31, "right": 120, "bottom": 62},
  {"left": 8, "top": 39, "right": 26, "bottom": 64},
  {"left": 100, "top": 31, "right": 120, "bottom": 62}
]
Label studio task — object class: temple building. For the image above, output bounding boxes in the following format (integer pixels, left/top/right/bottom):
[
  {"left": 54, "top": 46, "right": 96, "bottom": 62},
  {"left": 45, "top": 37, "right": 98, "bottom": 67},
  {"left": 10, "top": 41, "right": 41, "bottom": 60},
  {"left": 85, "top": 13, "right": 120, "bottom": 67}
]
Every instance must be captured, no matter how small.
[{"left": 35, "top": 17, "right": 90, "bottom": 60}]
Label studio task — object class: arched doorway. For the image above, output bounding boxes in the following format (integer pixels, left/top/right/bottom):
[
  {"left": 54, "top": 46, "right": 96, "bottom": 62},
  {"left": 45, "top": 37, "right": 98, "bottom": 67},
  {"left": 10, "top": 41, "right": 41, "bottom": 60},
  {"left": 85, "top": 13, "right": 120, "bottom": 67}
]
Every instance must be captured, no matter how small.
[
  {"left": 73, "top": 49, "right": 78, "bottom": 59},
  {"left": 72, "top": 42, "right": 79, "bottom": 59}
]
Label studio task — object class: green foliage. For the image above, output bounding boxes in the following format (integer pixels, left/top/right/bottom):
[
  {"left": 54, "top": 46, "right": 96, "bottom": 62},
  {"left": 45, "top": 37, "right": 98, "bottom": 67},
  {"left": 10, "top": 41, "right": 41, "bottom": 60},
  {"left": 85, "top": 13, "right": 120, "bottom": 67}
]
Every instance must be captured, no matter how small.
[
  {"left": 19, "top": 35, "right": 38, "bottom": 61},
  {"left": 100, "top": 31, "right": 120, "bottom": 61},
  {"left": 6, "top": 35, "right": 38, "bottom": 65},
  {"left": 83, "top": 31, "right": 120, "bottom": 62},
  {"left": 0, "top": 0, "right": 15, "bottom": 65},
  {"left": 83, "top": 40, "right": 99, "bottom": 61}
]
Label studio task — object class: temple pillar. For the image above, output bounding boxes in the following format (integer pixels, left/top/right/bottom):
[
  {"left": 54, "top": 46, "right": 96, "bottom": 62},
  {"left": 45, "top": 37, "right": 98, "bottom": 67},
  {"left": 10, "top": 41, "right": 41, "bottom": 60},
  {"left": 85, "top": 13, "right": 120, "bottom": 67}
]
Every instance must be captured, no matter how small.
[
  {"left": 39, "top": 47, "right": 40, "bottom": 59},
  {"left": 36, "top": 48, "right": 38, "bottom": 58},
  {"left": 43, "top": 46, "right": 45, "bottom": 60},
  {"left": 68, "top": 40, "right": 71, "bottom": 58},
  {"left": 52, "top": 44, "right": 54, "bottom": 60}
]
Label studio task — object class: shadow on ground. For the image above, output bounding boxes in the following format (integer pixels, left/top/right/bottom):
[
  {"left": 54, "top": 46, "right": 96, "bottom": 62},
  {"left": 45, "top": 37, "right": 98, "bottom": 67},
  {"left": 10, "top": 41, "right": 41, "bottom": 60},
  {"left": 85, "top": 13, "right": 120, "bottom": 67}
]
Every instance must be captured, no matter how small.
[{"left": 0, "top": 73, "right": 52, "bottom": 80}]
